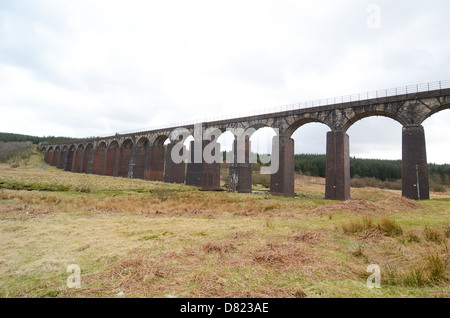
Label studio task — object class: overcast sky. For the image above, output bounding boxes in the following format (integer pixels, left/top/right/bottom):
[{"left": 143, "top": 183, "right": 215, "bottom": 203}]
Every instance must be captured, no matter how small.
[{"left": 1, "top": 0, "right": 449, "bottom": 163}]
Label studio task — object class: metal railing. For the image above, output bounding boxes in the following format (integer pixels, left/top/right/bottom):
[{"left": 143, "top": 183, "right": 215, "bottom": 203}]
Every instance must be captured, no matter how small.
[{"left": 53, "top": 79, "right": 450, "bottom": 142}]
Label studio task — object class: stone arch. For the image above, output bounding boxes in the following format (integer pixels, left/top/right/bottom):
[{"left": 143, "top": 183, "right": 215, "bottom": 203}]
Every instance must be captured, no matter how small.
[
  {"left": 420, "top": 102, "right": 450, "bottom": 124},
  {"left": 120, "top": 138, "right": 134, "bottom": 148},
  {"left": 98, "top": 141, "right": 107, "bottom": 149},
  {"left": 342, "top": 110, "right": 407, "bottom": 132},
  {"left": 108, "top": 140, "right": 119, "bottom": 149},
  {"left": 285, "top": 118, "right": 332, "bottom": 138},
  {"left": 136, "top": 137, "right": 150, "bottom": 148},
  {"left": 153, "top": 135, "right": 169, "bottom": 146}
]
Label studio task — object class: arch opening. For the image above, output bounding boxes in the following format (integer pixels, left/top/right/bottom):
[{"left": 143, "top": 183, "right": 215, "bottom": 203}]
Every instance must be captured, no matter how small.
[
  {"left": 117, "top": 139, "right": 134, "bottom": 178},
  {"left": 422, "top": 109, "right": 450, "bottom": 194},
  {"left": 347, "top": 116, "right": 403, "bottom": 198},
  {"left": 98, "top": 141, "right": 107, "bottom": 149},
  {"left": 136, "top": 137, "right": 150, "bottom": 148},
  {"left": 109, "top": 140, "right": 119, "bottom": 149},
  {"left": 290, "top": 122, "right": 331, "bottom": 197},
  {"left": 72, "top": 144, "right": 85, "bottom": 173},
  {"left": 286, "top": 118, "right": 331, "bottom": 138},
  {"left": 121, "top": 138, "right": 134, "bottom": 149},
  {"left": 81, "top": 143, "right": 94, "bottom": 173},
  {"left": 154, "top": 135, "right": 169, "bottom": 147}
]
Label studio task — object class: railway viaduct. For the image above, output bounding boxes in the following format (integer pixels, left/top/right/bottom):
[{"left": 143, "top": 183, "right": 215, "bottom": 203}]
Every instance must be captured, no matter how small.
[{"left": 40, "top": 81, "right": 450, "bottom": 201}]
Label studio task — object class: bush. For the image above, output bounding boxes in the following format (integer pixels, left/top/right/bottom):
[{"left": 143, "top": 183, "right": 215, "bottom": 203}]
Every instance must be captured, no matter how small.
[
  {"left": 0, "top": 141, "right": 33, "bottom": 164},
  {"left": 252, "top": 173, "right": 270, "bottom": 188},
  {"left": 377, "top": 217, "right": 403, "bottom": 237},
  {"left": 350, "top": 177, "right": 402, "bottom": 190},
  {"left": 341, "top": 216, "right": 403, "bottom": 237},
  {"left": 423, "top": 227, "right": 444, "bottom": 243}
]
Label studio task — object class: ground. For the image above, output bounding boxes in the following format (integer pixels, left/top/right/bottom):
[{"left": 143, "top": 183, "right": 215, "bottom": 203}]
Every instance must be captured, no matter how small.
[{"left": 0, "top": 149, "right": 449, "bottom": 298}]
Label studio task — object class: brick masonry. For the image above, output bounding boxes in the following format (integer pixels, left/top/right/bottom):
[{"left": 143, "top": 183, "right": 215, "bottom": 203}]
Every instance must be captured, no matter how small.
[
  {"left": 132, "top": 145, "right": 151, "bottom": 180},
  {"left": 164, "top": 143, "right": 186, "bottom": 184},
  {"left": 149, "top": 145, "right": 165, "bottom": 181},
  {"left": 270, "top": 136, "right": 294, "bottom": 197},
  {"left": 92, "top": 149, "right": 106, "bottom": 175},
  {"left": 40, "top": 88, "right": 450, "bottom": 200},
  {"left": 228, "top": 139, "right": 252, "bottom": 193},
  {"left": 185, "top": 141, "right": 202, "bottom": 186},
  {"left": 72, "top": 150, "right": 83, "bottom": 173},
  {"left": 64, "top": 149, "right": 75, "bottom": 171},
  {"left": 104, "top": 148, "right": 117, "bottom": 176},
  {"left": 325, "top": 131, "right": 350, "bottom": 201},
  {"left": 402, "top": 125, "right": 430, "bottom": 200}
]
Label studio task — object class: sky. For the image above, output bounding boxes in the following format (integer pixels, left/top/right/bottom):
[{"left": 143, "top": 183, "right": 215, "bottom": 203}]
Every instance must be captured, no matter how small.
[{"left": 0, "top": 0, "right": 449, "bottom": 163}]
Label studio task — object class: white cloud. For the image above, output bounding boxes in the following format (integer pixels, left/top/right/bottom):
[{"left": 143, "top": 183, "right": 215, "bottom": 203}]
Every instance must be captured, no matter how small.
[{"left": 0, "top": 0, "right": 449, "bottom": 163}]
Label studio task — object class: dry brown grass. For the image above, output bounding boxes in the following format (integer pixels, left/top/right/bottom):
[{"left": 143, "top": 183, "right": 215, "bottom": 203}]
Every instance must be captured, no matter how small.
[
  {"left": 1, "top": 155, "right": 449, "bottom": 298},
  {"left": 202, "top": 241, "right": 237, "bottom": 253},
  {"left": 251, "top": 242, "right": 316, "bottom": 269},
  {"left": 309, "top": 200, "right": 383, "bottom": 216},
  {"left": 290, "top": 231, "right": 324, "bottom": 244}
]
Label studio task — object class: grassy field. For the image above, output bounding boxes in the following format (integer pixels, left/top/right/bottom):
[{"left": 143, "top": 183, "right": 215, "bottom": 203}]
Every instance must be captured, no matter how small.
[{"left": 0, "top": 148, "right": 449, "bottom": 298}]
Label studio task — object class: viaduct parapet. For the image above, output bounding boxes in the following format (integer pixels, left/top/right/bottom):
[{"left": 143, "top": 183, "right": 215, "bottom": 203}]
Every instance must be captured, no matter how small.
[{"left": 40, "top": 81, "right": 450, "bottom": 200}]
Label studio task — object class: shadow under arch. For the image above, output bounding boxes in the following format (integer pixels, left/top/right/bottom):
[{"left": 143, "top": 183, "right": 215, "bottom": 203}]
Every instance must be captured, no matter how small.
[
  {"left": 72, "top": 144, "right": 85, "bottom": 173},
  {"left": 117, "top": 138, "right": 134, "bottom": 178},
  {"left": 64, "top": 145, "right": 77, "bottom": 172},
  {"left": 57, "top": 146, "right": 68, "bottom": 169},
  {"left": 153, "top": 135, "right": 170, "bottom": 147},
  {"left": 103, "top": 140, "right": 119, "bottom": 176},
  {"left": 132, "top": 136, "right": 152, "bottom": 180},
  {"left": 51, "top": 146, "right": 61, "bottom": 167},
  {"left": 81, "top": 143, "right": 94, "bottom": 173}
]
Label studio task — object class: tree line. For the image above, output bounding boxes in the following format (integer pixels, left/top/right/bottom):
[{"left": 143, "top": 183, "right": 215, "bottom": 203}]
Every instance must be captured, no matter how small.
[
  {"left": 0, "top": 132, "right": 76, "bottom": 145},
  {"left": 294, "top": 154, "right": 450, "bottom": 185}
]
